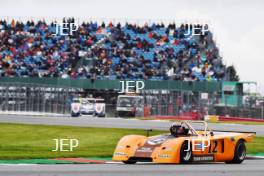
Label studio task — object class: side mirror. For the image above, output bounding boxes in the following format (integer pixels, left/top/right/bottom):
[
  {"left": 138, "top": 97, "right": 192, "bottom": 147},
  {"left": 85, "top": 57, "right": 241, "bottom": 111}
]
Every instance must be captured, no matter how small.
[
  {"left": 145, "top": 129, "right": 153, "bottom": 137},
  {"left": 210, "top": 131, "right": 214, "bottom": 136}
]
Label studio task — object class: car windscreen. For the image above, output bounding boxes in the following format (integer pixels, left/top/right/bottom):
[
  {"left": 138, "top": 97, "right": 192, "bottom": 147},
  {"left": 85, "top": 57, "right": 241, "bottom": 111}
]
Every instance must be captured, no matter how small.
[
  {"left": 73, "top": 99, "right": 80, "bottom": 103},
  {"left": 82, "top": 100, "right": 95, "bottom": 104},
  {"left": 117, "top": 97, "right": 136, "bottom": 107}
]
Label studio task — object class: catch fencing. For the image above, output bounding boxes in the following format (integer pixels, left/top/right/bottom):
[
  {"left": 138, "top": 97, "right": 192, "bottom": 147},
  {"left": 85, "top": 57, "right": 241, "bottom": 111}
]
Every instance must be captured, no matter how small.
[
  {"left": 0, "top": 81, "right": 263, "bottom": 119},
  {"left": 0, "top": 83, "right": 78, "bottom": 115}
]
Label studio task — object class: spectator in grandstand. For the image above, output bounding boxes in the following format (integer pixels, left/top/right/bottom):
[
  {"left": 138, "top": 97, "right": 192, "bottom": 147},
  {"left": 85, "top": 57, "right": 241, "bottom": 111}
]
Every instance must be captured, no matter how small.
[{"left": 0, "top": 19, "right": 225, "bottom": 81}]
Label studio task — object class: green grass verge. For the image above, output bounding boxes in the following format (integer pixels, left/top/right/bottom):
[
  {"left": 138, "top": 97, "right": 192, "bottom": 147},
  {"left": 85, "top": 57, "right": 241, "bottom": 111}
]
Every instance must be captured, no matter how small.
[
  {"left": 246, "top": 137, "right": 264, "bottom": 154},
  {"left": 0, "top": 123, "right": 164, "bottom": 160},
  {"left": 0, "top": 123, "right": 263, "bottom": 160}
]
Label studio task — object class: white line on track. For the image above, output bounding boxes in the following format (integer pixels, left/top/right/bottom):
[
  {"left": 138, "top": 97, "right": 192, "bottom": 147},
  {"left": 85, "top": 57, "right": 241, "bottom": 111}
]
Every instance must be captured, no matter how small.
[{"left": 0, "top": 164, "right": 38, "bottom": 166}]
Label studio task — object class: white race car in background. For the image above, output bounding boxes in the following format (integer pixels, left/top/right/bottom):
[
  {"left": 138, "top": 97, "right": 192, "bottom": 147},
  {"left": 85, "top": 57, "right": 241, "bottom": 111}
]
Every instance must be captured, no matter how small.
[{"left": 71, "top": 98, "right": 106, "bottom": 117}]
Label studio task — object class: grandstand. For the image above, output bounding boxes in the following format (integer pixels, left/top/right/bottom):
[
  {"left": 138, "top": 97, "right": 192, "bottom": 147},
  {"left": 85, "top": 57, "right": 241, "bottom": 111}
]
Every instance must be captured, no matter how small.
[
  {"left": 1, "top": 18, "right": 262, "bottom": 120},
  {"left": 0, "top": 18, "right": 226, "bottom": 81}
]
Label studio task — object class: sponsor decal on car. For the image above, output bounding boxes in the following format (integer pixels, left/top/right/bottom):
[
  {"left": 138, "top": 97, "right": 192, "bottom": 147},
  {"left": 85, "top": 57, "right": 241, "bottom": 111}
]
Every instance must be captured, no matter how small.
[
  {"left": 95, "top": 104, "right": 104, "bottom": 114},
  {"left": 193, "top": 155, "right": 214, "bottom": 162},
  {"left": 114, "top": 152, "right": 127, "bottom": 156},
  {"left": 147, "top": 135, "right": 172, "bottom": 145},
  {"left": 158, "top": 154, "right": 170, "bottom": 158},
  {"left": 73, "top": 105, "right": 79, "bottom": 111},
  {"left": 136, "top": 147, "right": 153, "bottom": 153}
]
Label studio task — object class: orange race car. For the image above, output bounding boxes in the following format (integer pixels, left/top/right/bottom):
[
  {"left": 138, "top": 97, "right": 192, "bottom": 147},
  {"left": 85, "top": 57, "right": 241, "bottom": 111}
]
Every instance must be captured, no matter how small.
[{"left": 112, "top": 121, "right": 255, "bottom": 164}]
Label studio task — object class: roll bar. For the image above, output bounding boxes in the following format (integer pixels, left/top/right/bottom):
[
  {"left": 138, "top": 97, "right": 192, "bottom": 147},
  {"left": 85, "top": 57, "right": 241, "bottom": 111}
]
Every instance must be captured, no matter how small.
[{"left": 172, "top": 121, "right": 212, "bottom": 136}]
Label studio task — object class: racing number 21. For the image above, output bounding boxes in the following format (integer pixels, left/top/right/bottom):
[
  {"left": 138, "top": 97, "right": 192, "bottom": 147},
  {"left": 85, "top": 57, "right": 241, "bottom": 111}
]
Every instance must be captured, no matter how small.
[{"left": 208, "top": 140, "right": 224, "bottom": 153}]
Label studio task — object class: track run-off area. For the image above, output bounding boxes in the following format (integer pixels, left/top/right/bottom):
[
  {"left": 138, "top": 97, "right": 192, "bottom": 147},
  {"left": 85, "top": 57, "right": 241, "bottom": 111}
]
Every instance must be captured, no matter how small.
[
  {"left": 0, "top": 160, "right": 264, "bottom": 176},
  {"left": 0, "top": 114, "right": 264, "bottom": 176},
  {"left": 0, "top": 114, "right": 263, "bottom": 135}
]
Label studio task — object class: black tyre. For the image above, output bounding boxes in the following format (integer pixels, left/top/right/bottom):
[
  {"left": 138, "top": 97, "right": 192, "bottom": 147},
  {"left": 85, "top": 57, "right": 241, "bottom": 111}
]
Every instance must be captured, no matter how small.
[
  {"left": 180, "top": 141, "right": 192, "bottom": 164},
  {"left": 99, "top": 114, "right": 106, "bottom": 118},
  {"left": 118, "top": 112, "right": 124, "bottom": 117},
  {"left": 123, "top": 160, "right": 137, "bottom": 164},
  {"left": 226, "top": 140, "right": 246, "bottom": 164},
  {"left": 71, "top": 111, "right": 79, "bottom": 117}
]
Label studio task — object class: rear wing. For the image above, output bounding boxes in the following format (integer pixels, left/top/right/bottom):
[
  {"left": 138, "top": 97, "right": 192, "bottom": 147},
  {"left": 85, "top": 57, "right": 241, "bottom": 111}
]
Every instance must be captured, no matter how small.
[
  {"left": 195, "top": 129, "right": 256, "bottom": 142},
  {"left": 195, "top": 129, "right": 256, "bottom": 134},
  {"left": 210, "top": 130, "right": 256, "bottom": 134}
]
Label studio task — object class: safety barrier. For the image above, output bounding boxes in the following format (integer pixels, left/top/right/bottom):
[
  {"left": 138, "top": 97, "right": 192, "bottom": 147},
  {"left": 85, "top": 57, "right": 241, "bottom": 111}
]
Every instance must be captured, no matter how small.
[{"left": 0, "top": 77, "right": 222, "bottom": 92}]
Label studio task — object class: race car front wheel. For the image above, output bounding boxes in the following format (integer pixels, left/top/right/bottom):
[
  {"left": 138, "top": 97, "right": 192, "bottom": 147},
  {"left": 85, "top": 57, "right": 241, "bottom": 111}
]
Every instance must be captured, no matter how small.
[
  {"left": 226, "top": 139, "right": 246, "bottom": 164},
  {"left": 180, "top": 141, "right": 192, "bottom": 164}
]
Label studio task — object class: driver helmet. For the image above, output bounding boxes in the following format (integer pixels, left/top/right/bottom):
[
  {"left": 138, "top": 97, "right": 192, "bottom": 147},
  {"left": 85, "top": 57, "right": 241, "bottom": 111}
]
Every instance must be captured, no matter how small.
[{"left": 170, "top": 124, "right": 188, "bottom": 136}]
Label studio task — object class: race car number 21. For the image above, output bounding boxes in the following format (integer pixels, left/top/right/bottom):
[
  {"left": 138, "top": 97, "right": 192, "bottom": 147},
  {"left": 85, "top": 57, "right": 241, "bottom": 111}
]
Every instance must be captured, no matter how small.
[{"left": 208, "top": 140, "right": 224, "bottom": 153}]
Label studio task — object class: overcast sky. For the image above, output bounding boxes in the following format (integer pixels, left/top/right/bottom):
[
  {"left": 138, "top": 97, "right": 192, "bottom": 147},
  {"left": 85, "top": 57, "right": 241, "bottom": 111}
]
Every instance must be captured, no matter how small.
[{"left": 0, "top": 0, "right": 263, "bottom": 94}]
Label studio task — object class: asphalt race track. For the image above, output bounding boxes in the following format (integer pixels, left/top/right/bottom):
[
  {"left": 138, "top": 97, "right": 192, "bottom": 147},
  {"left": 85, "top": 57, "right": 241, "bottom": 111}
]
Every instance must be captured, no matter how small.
[
  {"left": 0, "top": 160, "right": 264, "bottom": 176},
  {"left": 0, "top": 114, "right": 264, "bottom": 176},
  {"left": 0, "top": 114, "right": 263, "bottom": 135}
]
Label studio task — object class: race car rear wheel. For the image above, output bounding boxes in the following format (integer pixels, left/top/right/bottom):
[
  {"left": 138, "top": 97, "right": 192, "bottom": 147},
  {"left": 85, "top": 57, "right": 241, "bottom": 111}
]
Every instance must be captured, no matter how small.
[
  {"left": 226, "top": 139, "right": 246, "bottom": 164},
  {"left": 180, "top": 141, "right": 192, "bottom": 164},
  {"left": 122, "top": 160, "right": 137, "bottom": 164}
]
